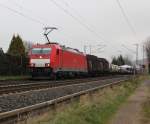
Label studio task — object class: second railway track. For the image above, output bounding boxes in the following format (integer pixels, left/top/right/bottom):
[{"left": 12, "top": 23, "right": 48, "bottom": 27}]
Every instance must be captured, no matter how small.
[
  {"left": 0, "top": 75, "right": 129, "bottom": 95},
  {"left": 0, "top": 75, "right": 132, "bottom": 124}
]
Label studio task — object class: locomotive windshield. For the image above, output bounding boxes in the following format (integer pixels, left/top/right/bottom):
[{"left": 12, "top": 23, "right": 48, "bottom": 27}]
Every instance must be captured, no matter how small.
[{"left": 32, "top": 48, "right": 51, "bottom": 54}]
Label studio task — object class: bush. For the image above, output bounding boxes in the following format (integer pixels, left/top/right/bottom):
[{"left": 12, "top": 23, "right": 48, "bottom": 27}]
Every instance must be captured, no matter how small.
[{"left": 0, "top": 54, "right": 29, "bottom": 75}]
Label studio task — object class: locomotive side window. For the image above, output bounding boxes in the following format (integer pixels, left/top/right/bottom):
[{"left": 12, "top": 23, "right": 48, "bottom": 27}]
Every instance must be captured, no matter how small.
[
  {"left": 32, "top": 48, "right": 51, "bottom": 54},
  {"left": 56, "top": 49, "right": 59, "bottom": 55}
]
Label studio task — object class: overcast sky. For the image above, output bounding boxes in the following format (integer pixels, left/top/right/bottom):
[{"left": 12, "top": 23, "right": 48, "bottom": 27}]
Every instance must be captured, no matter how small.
[{"left": 0, "top": 0, "right": 149, "bottom": 61}]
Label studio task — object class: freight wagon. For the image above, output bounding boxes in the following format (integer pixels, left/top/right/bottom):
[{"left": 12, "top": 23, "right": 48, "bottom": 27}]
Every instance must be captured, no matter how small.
[{"left": 86, "top": 55, "right": 109, "bottom": 76}]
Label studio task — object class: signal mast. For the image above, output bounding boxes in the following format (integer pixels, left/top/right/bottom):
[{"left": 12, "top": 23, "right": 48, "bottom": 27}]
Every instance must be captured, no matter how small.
[{"left": 43, "top": 27, "right": 57, "bottom": 43}]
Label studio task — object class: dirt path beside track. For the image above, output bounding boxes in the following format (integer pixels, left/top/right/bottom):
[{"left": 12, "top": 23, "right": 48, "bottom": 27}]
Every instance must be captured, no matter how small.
[{"left": 109, "top": 79, "right": 150, "bottom": 124}]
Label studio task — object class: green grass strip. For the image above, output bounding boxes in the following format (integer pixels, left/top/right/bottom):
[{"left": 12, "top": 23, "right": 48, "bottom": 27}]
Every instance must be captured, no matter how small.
[{"left": 31, "top": 76, "right": 147, "bottom": 124}]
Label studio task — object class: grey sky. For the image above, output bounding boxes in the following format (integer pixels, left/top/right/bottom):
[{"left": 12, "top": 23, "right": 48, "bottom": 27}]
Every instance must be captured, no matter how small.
[{"left": 0, "top": 0, "right": 149, "bottom": 61}]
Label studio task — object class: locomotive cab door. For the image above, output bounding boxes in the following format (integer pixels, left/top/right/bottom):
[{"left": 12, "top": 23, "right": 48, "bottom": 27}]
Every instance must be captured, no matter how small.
[{"left": 56, "top": 49, "right": 63, "bottom": 72}]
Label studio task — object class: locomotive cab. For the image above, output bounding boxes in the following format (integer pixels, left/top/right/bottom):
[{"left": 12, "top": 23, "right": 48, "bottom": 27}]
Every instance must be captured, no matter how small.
[
  {"left": 29, "top": 44, "right": 55, "bottom": 77},
  {"left": 30, "top": 47, "right": 51, "bottom": 67}
]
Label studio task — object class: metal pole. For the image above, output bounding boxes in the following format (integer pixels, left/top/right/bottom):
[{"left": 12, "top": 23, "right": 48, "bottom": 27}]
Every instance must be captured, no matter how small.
[
  {"left": 133, "top": 44, "right": 138, "bottom": 77},
  {"left": 84, "top": 45, "right": 87, "bottom": 54},
  {"left": 89, "top": 45, "right": 92, "bottom": 54},
  {"left": 134, "top": 44, "right": 139, "bottom": 65},
  {"left": 143, "top": 45, "right": 145, "bottom": 73},
  {"left": 143, "top": 45, "right": 144, "bottom": 65}
]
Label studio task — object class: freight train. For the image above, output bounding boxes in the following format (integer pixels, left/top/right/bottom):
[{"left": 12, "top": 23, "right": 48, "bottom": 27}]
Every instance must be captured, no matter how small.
[{"left": 28, "top": 43, "right": 134, "bottom": 78}]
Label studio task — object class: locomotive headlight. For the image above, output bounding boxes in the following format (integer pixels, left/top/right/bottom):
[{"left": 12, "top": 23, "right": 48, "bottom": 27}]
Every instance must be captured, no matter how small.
[
  {"left": 45, "top": 63, "right": 50, "bottom": 67},
  {"left": 30, "top": 63, "right": 35, "bottom": 67}
]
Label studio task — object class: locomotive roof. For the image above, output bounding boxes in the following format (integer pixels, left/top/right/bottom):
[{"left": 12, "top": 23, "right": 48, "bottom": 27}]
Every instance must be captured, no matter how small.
[
  {"left": 32, "top": 43, "right": 84, "bottom": 55},
  {"left": 32, "top": 43, "right": 60, "bottom": 48}
]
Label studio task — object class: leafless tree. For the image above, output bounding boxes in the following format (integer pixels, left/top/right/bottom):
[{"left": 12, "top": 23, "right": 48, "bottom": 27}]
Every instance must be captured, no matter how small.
[
  {"left": 124, "top": 55, "right": 133, "bottom": 65},
  {"left": 0, "top": 48, "right": 4, "bottom": 54},
  {"left": 145, "top": 37, "right": 150, "bottom": 73},
  {"left": 23, "top": 41, "right": 33, "bottom": 55}
]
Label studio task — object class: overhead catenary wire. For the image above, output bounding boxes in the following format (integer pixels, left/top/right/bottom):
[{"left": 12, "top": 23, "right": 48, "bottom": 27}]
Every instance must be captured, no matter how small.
[
  {"left": 58, "top": 0, "right": 109, "bottom": 44},
  {"left": 48, "top": 0, "right": 109, "bottom": 43},
  {"left": 1, "top": 0, "right": 117, "bottom": 47},
  {"left": 122, "top": 44, "right": 136, "bottom": 54},
  {"left": 60, "top": 0, "right": 134, "bottom": 53},
  {"left": 8, "top": 0, "right": 23, "bottom": 10},
  {"left": 115, "top": 0, "right": 140, "bottom": 61},
  {"left": 0, "top": 0, "right": 121, "bottom": 57},
  {"left": 0, "top": 3, "right": 45, "bottom": 26},
  {"left": 59, "top": 0, "right": 86, "bottom": 22},
  {"left": 48, "top": 0, "right": 128, "bottom": 56},
  {"left": 0, "top": 2, "right": 74, "bottom": 42},
  {"left": 8, "top": 0, "right": 49, "bottom": 25},
  {"left": 60, "top": 0, "right": 136, "bottom": 53},
  {"left": 116, "top": 0, "right": 137, "bottom": 37}
]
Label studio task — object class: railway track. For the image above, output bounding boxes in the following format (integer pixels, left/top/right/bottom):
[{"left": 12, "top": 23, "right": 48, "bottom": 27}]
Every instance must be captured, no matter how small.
[
  {"left": 0, "top": 80, "right": 37, "bottom": 86},
  {"left": 0, "top": 75, "right": 132, "bottom": 124},
  {"left": 0, "top": 74, "right": 128, "bottom": 86},
  {"left": 0, "top": 75, "right": 128, "bottom": 95}
]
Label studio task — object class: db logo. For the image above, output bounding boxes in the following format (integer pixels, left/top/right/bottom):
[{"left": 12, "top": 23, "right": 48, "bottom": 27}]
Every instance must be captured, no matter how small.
[{"left": 39, "top": 56, "right": 42, "bottom": 59}]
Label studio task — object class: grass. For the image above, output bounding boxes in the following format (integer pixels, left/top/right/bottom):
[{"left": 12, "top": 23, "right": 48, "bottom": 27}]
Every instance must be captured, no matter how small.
[
  {"left": 0, "top": 75, "right": 30, "bottom": 80},
  {"left": 28, "top": 76, "right": 147, "bottom": 124}
]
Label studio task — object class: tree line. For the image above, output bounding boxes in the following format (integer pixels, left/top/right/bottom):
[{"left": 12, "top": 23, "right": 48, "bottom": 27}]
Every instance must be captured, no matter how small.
[
  {"left": 2, "top": 34, "right": 150, "bottom": 74},
  {"left": 111, "top": 55, "right": 133, "bottom": 66},
  {"left": 0, "top": 34, "right": 32, "bottom": 75},
  {"left": 7, "top": 34, "right": 32, "bottom": 56},
  {"left": 111, "top": 37, "right": 150, "bottom": 73}
]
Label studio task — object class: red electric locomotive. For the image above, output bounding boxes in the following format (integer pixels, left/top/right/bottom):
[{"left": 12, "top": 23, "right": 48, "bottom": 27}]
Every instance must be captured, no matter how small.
[{"left": 29, "top": 43, "right": 88, "bottom": 78}]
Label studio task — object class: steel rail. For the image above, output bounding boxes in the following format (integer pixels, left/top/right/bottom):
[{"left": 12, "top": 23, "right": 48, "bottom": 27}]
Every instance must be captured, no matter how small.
[
  {"left": 0, "top": 76, "right": 106, "bottom": 86},
  {"left": 0, "top": 77, "right": 130, "bottom": 122},
  {"left": 0, "top": 75, "right": 128, "bottom": 95},
  {"left": 0, "top": 75, "right": 127, "bottom": 86}
]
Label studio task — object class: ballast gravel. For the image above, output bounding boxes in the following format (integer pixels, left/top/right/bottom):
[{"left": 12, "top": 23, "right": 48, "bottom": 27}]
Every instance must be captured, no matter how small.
[{"left": 0, "top": 77, "right": 127, "bottom": 113}]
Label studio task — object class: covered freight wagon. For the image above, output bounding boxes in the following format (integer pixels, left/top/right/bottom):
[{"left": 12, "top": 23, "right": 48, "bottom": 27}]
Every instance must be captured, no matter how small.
[
  {"left": 98, "top": 58, "right": 109, "bottom": 73},
  {"left": 86, "top": 55, "right": 109, "bottom": 75}
]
